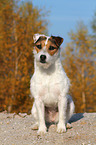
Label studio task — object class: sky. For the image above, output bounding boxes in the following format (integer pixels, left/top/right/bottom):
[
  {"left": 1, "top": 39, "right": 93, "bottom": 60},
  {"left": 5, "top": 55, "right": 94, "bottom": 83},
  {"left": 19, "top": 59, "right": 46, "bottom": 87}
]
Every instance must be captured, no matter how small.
[{"left": 24, "top": 0, "right": 96, "bottom": 46}]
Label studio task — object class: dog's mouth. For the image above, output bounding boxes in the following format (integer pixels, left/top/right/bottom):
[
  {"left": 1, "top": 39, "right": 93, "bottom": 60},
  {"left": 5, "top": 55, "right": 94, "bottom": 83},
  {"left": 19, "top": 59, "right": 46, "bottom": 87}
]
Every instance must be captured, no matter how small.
[
  {"left": 39, "top": 60, "right": 51, "bottom": 69},
  {"left": 40, "top": 60, "right": 46, "bottom": 63}
]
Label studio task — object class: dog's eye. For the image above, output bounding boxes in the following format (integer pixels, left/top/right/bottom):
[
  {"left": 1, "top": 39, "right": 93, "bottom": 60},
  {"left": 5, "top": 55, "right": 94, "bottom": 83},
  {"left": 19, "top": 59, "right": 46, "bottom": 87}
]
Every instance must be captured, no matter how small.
[
  {"left": 36, "top": 45, "right": 42, "bottom": 49},
  {"left": 49, "top": 46, "right": 56, "bottom": 50}
]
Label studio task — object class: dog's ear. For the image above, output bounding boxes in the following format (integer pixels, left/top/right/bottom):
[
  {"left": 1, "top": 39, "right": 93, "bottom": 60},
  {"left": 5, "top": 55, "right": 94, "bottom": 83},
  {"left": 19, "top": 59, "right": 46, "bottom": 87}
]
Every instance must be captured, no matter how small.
[
  {"left": 33, "top": 34, "right": 40, "bottom": 43},
  {"left": 33, "top": 34, "right": 46, "bottom": 43},
  {"left": 51, "top": 36, "right": 63, "bottom": 47}
]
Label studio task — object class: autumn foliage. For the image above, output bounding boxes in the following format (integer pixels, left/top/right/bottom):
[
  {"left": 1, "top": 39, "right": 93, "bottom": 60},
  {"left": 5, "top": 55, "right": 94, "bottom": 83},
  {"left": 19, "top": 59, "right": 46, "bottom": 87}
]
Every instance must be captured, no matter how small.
[
  {"left": 62, "top": 22, "right": 96, "bottom": 113},
  {"left": 0, "top": 0, "right": 48, "bottom": 113},
  {"left": 0, "top": 0, "right": 96, "bottom": 113}
]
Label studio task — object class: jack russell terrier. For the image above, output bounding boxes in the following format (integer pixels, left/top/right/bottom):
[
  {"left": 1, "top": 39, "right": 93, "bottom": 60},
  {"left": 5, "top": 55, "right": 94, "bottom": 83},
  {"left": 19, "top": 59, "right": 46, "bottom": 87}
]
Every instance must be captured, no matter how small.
[{"left": 30, "top": 34, "right": 75, "bottom": 135}]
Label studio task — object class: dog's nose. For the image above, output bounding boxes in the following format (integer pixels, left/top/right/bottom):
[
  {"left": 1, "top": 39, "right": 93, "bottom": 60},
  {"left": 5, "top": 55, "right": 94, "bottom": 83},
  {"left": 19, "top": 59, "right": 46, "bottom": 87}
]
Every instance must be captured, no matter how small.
[{"left": 40, "top": 55, "right": 46, "bottom": 63}]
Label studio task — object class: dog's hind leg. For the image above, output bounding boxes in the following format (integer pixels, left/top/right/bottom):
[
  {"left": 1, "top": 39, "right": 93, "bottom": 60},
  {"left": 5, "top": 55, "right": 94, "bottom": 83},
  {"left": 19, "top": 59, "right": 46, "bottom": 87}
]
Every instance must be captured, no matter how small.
[
  {"left": 31, "top": 102, "right": 39, "bottom": 130},
  {"left": 66, "top": 95, "right": 75, "bottom": 128}
]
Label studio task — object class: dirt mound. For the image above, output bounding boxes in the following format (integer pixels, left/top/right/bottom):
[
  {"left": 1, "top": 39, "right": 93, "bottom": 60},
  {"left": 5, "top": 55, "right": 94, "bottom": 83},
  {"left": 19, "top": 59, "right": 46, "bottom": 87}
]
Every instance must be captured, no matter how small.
[{"left": 0, "top": 112, "right": 96, "bottom": 145}]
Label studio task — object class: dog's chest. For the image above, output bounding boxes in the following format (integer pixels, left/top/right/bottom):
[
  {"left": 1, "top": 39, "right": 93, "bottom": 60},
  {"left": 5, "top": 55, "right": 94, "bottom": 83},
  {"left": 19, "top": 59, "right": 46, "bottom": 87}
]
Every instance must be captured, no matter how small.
[
  {"left": 39, "top": 73, "right": 61, "bottom": 105},
  {"left": 32, "top": 70, "right": 64, "bottom": 106}
]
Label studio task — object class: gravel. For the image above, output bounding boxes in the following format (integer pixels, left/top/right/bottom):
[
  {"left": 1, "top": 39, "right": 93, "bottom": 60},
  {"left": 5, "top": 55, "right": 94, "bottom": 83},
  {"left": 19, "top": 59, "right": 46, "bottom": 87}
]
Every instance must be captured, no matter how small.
[{"left": 0, "top": 112, "right": 96, "bottom": 145}]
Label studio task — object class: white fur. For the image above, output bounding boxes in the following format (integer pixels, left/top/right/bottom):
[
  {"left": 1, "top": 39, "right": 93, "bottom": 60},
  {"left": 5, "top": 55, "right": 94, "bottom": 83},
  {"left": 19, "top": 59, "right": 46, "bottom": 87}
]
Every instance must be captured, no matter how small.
[
  {"left": 30, "top": 34, "right": 75, "bottom": 135},
  {"left": 45, "top": 36, "right": 50, "bottom": 45},
  {"left": 33, "top": 33, "right": 45, "bottom": 43}
]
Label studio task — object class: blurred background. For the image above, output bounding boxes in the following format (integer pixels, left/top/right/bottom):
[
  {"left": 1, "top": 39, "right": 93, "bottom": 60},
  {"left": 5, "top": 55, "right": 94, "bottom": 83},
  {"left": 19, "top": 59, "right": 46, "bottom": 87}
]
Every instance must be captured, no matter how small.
[{"left": 0, "top": 0, "right": 96, "bottom": 114}]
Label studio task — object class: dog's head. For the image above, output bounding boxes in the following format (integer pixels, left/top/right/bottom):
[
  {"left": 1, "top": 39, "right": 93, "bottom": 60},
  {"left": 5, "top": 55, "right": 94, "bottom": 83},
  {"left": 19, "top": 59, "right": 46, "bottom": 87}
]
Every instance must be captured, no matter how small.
[{"left": 33, "top": 34, "right": 63, "bottom": 69}]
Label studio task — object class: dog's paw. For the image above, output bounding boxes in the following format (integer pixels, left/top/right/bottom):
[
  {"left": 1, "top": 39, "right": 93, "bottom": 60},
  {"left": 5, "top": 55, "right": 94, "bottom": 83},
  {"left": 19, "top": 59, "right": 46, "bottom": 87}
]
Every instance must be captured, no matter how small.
[
  {"left": 37, "top": 127, "right": 47, "bottom": 135},
  {"left": 57, "top": 123, "right": 66, "bottom": 133},
  {"left": 66, "top": 123, "right": 72, "bottom": 129},
  {"left": 31, "top": 123, "right": 38, "bottom": 130}
]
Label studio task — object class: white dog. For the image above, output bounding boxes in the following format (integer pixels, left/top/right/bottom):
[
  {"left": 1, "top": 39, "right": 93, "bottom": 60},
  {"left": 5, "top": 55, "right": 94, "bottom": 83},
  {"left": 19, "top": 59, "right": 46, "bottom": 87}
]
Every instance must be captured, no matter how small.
[{"left": 30, "top": 34, "right": 75, "bottom": 135}]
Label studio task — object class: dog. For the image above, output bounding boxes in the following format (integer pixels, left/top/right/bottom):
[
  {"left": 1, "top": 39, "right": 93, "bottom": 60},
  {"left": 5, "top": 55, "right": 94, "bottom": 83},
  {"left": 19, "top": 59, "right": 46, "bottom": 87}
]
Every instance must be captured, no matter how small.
[{"left": 30, "top": 34, "right": 75, "bottom": 135}]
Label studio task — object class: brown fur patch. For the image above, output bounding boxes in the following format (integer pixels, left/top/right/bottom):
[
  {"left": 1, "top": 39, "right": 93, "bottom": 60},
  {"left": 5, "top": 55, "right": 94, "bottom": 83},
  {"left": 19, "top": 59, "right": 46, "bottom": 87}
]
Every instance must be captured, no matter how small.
[
  {"left": 50, "top": 36, "right": 63, "bottom": 47},
  {"left": 35, "top": 36, "right": 47, "bottom": 53},
  {"left": 46, "top": 40, "right": 59, "bottom": 56}
]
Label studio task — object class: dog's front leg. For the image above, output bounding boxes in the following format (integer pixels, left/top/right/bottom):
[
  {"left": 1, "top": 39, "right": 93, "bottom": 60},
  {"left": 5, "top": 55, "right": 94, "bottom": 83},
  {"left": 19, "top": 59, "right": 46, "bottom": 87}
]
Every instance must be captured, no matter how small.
[
  {"left": 57, "top": 96, "right": 67, "bottom": 133},
  {"left": 35, "top": 98, "right": 47, "bottom": 135}
]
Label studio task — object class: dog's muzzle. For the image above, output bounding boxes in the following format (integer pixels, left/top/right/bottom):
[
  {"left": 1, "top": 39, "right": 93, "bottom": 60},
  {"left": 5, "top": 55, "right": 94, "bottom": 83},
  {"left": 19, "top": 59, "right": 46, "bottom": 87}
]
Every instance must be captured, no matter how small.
[{"left": 40, "top": 55, "right": 46, "bottom": 63}]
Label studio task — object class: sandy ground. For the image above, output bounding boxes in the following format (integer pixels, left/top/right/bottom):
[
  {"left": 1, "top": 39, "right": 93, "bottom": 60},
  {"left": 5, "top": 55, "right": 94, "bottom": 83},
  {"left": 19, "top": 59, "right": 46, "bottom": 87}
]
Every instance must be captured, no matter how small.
[{"left": 0, "top": 112, "right": 96, "bottom": 145}]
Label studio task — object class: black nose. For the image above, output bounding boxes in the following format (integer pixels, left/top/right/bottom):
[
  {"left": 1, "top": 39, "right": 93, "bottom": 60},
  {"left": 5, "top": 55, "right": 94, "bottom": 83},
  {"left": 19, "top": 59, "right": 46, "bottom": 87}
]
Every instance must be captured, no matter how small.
[{"left": 40, "top": 55, "right": 46, "bottom": 63}]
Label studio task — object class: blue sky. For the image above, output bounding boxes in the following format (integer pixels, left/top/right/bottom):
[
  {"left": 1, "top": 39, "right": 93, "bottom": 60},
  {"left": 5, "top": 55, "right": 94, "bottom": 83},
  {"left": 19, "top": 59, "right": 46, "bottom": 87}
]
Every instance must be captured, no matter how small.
[{"left": 24, "top": 0, "right": 96, "bottom": 46}]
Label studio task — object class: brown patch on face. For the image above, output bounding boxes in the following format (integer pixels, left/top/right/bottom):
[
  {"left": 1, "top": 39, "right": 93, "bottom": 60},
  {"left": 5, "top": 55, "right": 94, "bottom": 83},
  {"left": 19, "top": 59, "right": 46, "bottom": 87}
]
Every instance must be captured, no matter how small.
[
  {"left": 34, "top": 36, "right": 47, "bottom": 53},
  {"left": 46, "top": 36, "right": 63, "bottom": 56},
  {"left": 46, "top": 40, "right": 59, "bottom": 56}
]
